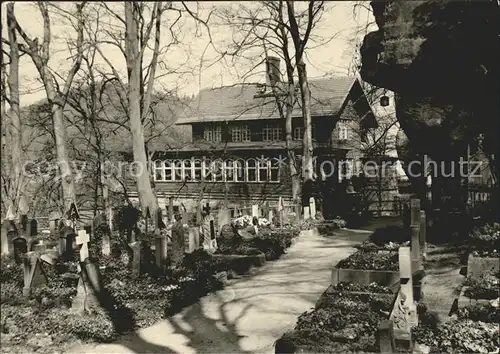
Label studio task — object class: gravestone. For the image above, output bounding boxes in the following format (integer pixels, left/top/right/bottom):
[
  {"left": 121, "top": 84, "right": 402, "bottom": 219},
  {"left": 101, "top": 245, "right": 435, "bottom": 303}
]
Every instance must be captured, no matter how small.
[
  {"left": 410, "top": 198, "right": 420, "bottom": 226},
  {"left": 410, "top": 225, "right": 422, "bottom": 272},
  {"left": 168, "top": 197, "right": 174, "bottom": 222},
  {"left": 23, "top": 252, "right": 48, "bottom": 297},
  {"left": 419, "top": 211, "right": 427, "bottom": 259},
  {"left": 268, "top": 209, "right": 274, "bottom": 224},
  {"left": 210, "top": 219, "right": 215, "bottom": 240},
  {"left": 26, "top": 219, "right": 38, "bottom": 238},
  {"left": 71, "top": 259, "right": 102, "bottom": 315},
  {"left": 303, "top": 206, "right": 311, "bottom": 220},
  {"left": 262, "top": 203, "right": 270, "bottom": 219},
  {"left": 188, "top": 227, "right": 200, "bottom": 251},
  {"left": 76, "top": 229, "right": 90, "bottom": 262},
  {"left": 391, "top": 247, "right": 417, "bottom": 342},
  {"left": 59, "top": 226, "right": 75, "bottom": 261},
  {"left": 129, "top": 242, "right": 141, "bottom": 277},
  {"left": 278, "top": 197, "right": 284, "bottom": 227},
  {"left": 2, "top": 221, "right": 18, "bottom": 256},
  {"left": 309, "top": 197, "right": 316, "bottom": 220},
  {"left": 220, "top": 224, "right": 235, "bottom": 240},
  {"left": 252, "top": 216, "right": 259, "bottom": 236},
  {"left": 251, "top": 204, "right": 259, "bottom": 218},
  {"left": 13, "top": 237, "right": 28, "bottom": 264},
  {"left": 20, "top": 215, "right": 28, "bottom": 234},
  {"left": 217, "top": 208, "right": 231, "bottom": 235}
]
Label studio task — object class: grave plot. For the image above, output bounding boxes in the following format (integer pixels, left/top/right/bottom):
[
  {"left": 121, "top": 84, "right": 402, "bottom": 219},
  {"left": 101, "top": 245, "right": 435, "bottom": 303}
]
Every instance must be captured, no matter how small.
[
  {"left": 465, "top": 222, "right": 499, "bottom": 278},
  {"left": 275, "top": 281, "right": 396, "bottom": 353}
]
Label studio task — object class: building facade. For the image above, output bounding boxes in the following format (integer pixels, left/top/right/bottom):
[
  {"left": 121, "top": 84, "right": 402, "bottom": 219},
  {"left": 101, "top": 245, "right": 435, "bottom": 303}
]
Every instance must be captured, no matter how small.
[{"left": 129, "top": 59, "right": 378, "bottom": 211}]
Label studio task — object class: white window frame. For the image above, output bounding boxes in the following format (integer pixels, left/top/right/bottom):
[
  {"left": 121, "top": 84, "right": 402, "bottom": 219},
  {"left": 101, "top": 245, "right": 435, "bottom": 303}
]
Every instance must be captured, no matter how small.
[
  {"left": 231, "top": 125, "right": 251, "bottom": 142},
  {"left": 234, "top": 159, "right": 245, "bottom": 182},
  {"left": 213, "top": 159, "right": 224, "bottom": 182},
  {"left": 270, "top": 156, "right": 281, "bottom": 182},
  {"left": 183, "top": 159, "right": 192, "bottom": 181},
  {"left": 193, "top": 158, "right": 202, "bottom": 181},
  {"left": 246, "top": 158, "right": 258, "bottom": 182},
  {"left": 224, "top": 159, "right": 235, "bottom": 182},
  {"left": 204, "top": 125, "right": 222, "bottom": 142},
  {"left": 257, "top": 158, "right": 269, "bottom": 182},
  {"left": 153, "top": 160, "right": 165, "bottom": 181},
  {"left": 263, "top": 124, "right": 283, "bottom": 141},
  {"left": 172, "top": 159, "right": 183, "bottom": 181}
]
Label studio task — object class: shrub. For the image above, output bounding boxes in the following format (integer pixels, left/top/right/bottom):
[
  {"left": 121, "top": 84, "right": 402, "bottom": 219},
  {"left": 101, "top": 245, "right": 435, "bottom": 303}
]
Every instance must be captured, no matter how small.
[
  {"left": 463, "top": 272, "right": 499, "bottom": 300},
  {"left": 337, "top": 250, "right": 399, "bottom": 271},
  {"left": 413, "top": 319, "right": 499, "bottom": 353},
  {"left": 277, "top": 291, "right": 392, "bottom": 353},
  {"left": 458, "top": 303, "right": 500, "bottom": 324}
]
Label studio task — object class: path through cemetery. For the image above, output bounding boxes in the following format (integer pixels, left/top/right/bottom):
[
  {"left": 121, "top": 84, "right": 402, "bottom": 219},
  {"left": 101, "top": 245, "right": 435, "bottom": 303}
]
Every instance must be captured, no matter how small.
[{"left": 68, "top": 228, "right": 370, "bottom": 354}]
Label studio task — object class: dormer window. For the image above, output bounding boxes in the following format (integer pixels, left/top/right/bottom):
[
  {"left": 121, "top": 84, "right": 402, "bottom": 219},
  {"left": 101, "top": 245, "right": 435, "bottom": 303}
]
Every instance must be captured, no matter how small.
[{"left": 204, "top": 125, "right": 222, "bottom": 142}]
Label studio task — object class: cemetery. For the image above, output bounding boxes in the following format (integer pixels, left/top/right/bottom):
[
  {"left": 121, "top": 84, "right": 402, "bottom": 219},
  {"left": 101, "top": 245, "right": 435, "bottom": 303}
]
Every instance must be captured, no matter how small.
[
  {"left": 1, "top": 1, "right": 498, "bottom": 353},
  {"left": 0, "top": 200, "right": 308, "bottom": 353}
]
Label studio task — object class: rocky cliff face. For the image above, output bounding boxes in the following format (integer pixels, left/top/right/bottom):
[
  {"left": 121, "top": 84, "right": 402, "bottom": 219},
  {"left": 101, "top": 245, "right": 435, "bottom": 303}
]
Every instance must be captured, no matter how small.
[{"left": 360, "top": 0, "right": 499, "bottom": 175}]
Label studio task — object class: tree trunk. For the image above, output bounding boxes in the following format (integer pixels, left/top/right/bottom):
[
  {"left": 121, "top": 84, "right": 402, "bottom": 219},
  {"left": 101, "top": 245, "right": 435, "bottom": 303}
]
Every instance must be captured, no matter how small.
[
  {"left": 285, "top": 81, "right": 300, "bottom": 204},
  {"left": 297, "top": 61, "right": 314, "bottom": 197},
  {"left": 43, "top": 75, "right": 77, "bottom": 213},
  {"left": 5, "top": 3, "right": 23, "bottom": 217},
  {"left": 124, "top": 2, "right": 158, "bottom": 218}
]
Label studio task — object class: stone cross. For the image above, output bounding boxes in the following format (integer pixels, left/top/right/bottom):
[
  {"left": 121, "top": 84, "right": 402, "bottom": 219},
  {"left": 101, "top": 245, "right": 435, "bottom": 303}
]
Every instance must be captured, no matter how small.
[
  {"left": 76, "top": 229, "right": 90, "bottom": 262},
  {"left": 309, "top": 197, "right": 316, "bottom": 220}
]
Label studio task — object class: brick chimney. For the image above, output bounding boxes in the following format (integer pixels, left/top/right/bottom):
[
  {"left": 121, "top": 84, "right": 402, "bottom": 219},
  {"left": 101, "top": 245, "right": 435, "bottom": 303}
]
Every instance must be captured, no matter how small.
[{"left": 266, "top": 56, "right": 281, "bottom": 87}]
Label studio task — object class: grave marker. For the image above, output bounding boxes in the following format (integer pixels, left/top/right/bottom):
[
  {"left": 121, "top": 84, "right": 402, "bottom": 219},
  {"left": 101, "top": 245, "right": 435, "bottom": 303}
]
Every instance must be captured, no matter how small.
[
  {"left": 411, "top": 225, "right": 422, "bottom": 272},
  {"left": 410, "top": 198, "right": 420, "bottom": 226},
  {"left": 76, "top": 229, "right": 90, "bottom": 262},
  {"left": 251, "top": 204, "right": 259, "bottom": 218},
  {"left": 309, "top": 197, "right": 316, "bottom": 220},
  {"left": 59, "top": 226, "right": 75, "bottom": 261},
  {"left": 168, "top": 197, "right": 174, "bottom": 222},
  {"left": 278, "top": 197, "right": 284, "bottom": 228},
  {"left": 23, "top": 252, "right": 48, "bottom": 297},
  {"left": 129, "top": 241, "right": 141, "bottom": 277},
  {"left": 155, "top": 235, "right": 166, "bottom": 268},
  {"left": 13, "top": 237, "right": 28, "bottom": 264},
  {"left": 303, "top": 206, "right": 310, "bottom": 220},
  {"left": 419, "top": 210, "right": 427, "bottom": 259},
  {"left": 217, "top": 208, "right": 231, "bottom": 235},
  {"left": 26, "top": 219, "right": 38, "bottom": 238},
  {"left": 268, "top": 209, "right": 274, "bottom": 224},
  {"left": 390, "top": 247, "right": 417, "bottom": 342}
]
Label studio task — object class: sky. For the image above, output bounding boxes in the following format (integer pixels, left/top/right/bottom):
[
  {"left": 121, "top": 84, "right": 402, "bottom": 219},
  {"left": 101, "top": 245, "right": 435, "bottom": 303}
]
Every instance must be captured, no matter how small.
[{"left": 2, "top": 1, "right": 376, "bottom": 107}]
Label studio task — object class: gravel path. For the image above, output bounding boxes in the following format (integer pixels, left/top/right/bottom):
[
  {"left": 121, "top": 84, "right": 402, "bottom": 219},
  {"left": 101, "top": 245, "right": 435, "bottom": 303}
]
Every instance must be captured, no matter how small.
[{"left": 67, "top": 228, "right": 369, "bottom": 354}]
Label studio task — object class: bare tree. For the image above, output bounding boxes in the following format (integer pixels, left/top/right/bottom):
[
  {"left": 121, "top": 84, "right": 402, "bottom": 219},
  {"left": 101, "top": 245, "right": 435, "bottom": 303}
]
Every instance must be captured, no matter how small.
[
  {"left": 7, "top": 2, "right": 87, "bottom": 215},
  {"left": 214, "top": 0, "right": 331, "bottom": 205},
  {"left": 1, "top": 3, "right": 24, "bottom": 219}
]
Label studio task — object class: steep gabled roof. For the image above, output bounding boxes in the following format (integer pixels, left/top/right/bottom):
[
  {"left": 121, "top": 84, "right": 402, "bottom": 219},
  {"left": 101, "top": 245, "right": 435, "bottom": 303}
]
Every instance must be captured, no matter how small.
[{"left": 177, "top": 77, "right": 360, "bottom": 125}]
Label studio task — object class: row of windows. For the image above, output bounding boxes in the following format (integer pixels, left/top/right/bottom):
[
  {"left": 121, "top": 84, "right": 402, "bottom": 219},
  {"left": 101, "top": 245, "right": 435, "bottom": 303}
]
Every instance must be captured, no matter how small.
[
  {"left": 203, "top": 124, "right": 325, "bottom": 142},
  {"left": 153, "top": 158, "right": 281, "bottom": 183}
]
